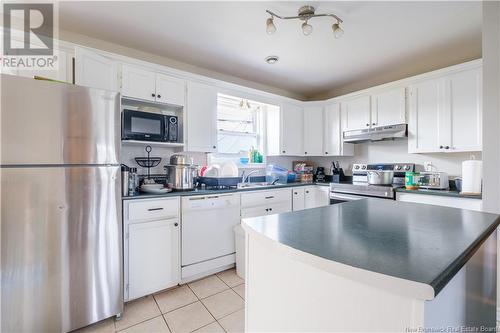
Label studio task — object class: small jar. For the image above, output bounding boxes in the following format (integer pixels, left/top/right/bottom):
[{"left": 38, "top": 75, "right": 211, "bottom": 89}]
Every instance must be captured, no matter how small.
[{"left": 405, "top": 172, "right": 419, "bottom": 190}]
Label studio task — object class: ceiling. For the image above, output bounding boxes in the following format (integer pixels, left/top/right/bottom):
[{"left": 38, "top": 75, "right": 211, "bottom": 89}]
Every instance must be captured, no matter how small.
[{"left": 59, "top": 1, "right": 482, "bottom": 99}]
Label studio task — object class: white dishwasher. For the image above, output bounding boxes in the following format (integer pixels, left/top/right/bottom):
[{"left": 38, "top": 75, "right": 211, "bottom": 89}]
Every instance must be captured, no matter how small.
[{"left": 181, "top": 193, "right": 241, "bottom": 280}]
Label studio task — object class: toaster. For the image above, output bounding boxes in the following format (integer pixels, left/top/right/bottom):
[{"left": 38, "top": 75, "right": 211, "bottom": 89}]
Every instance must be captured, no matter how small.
[{"left": 417, "top": 172, "right": 449, "bottom": 190}]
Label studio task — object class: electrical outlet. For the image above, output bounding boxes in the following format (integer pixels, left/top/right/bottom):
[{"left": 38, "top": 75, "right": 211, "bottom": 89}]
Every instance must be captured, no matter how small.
[{"left": 424, "top": 161, "right": 433, "bottom": 172}]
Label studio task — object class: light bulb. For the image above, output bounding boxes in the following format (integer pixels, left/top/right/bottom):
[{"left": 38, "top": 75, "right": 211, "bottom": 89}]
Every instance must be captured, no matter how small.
[
  {"left": 332, "top": 23, "right": 344, "bottom": 39},
  {"left": 302, "top": 21, "right": 313, "bottom": 36},
  {"left": 266, "top": 17, "right": 276, "bottom": 35}
]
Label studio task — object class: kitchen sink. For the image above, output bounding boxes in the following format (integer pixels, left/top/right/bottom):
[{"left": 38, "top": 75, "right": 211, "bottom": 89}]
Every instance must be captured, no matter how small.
[{"left": 237, "top": 182, "right": 278, "bottom": 189}]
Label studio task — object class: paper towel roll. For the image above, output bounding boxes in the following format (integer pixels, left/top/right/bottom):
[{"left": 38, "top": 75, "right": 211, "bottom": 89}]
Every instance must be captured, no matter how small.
[{"left": 461, "top": 160, "right": 482, "bottom": 194}]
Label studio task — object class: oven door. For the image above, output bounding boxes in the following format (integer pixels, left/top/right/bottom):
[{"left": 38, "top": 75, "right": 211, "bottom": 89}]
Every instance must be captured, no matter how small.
[
  {"left": 122, "top": 110, "right": 166, "bottom": 142},
  {"left": 329, "top": 192, "right": 370, "bottom": 205}
]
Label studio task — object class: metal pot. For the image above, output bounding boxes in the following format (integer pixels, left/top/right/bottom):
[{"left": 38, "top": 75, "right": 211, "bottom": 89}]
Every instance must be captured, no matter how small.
[
  {"left": 164, "top": 164, "right": 198, "bottom": 190},
  {"left": 170, "top": 154, "right": 194, "bottom": 166},
  {"left": 367, "top": 170, "right": 394, "bottom": 185}
]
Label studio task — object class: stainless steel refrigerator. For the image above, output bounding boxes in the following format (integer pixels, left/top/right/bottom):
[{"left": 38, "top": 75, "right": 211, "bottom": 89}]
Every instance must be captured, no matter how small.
[{"left": 1, "top": 75, "right": 123, "bottom": 332}]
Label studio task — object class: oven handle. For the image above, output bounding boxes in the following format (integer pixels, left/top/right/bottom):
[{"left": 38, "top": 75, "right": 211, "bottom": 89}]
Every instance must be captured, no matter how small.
[{"left": 329, "top": 192, "right": 367, "bottom": 201}]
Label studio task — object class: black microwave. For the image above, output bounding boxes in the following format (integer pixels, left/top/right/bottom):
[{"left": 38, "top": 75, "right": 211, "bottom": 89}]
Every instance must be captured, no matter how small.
[{"left": 122, "top": 110, "right": 178, "bottom": 142}]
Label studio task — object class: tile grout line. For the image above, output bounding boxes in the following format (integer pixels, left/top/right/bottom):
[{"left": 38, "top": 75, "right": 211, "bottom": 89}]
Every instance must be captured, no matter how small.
[
  {"left": 152, "top": 294, "right": 174, "bottom": 333},
  {"left": 186, "top": 283, "right": 223, "bottom": 332},
  {"left": 115, "top": 313, "right": 165, "bottom": 333}
]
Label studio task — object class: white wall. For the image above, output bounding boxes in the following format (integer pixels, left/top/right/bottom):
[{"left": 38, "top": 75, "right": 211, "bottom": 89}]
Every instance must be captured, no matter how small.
[{"left": 268, "top": 140, "right": 477, "bottom": 177}]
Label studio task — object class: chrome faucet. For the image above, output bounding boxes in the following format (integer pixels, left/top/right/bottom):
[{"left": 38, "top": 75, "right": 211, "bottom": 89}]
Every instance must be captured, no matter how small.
[{"left": 241, "top": 169, "right": 260, "bottom": 184}]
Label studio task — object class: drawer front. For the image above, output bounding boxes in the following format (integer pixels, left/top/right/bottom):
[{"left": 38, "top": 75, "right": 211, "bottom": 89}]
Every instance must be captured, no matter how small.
[
  {"left": 127, "top": 197, "right": 180, "bottom": 222},
  {"left": 241, "top": 188, "right": 292, "bottom": 208}
]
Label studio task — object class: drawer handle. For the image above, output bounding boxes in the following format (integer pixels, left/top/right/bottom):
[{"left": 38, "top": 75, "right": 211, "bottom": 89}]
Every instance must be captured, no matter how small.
[
  {"left": 148, "top": 207, "right": 164, "bottom": 211},
  {"left": 174, "top": 222, "right": 179, "bottom": 227},
  {"left": 265, "top": 196, "right": 274, "bottom": 199}
]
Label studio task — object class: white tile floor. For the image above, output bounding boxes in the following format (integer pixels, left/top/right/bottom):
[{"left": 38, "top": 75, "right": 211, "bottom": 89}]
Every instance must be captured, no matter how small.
[{"left": 74, "top": 268, "right": 245, "bottom": 333}]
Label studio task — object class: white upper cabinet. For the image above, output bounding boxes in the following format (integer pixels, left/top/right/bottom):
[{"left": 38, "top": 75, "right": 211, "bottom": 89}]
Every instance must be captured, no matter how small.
[
  {"left": 324, "top": 102, "right": 354, "bottom": 156},
  {"left": 75, "top": 47, "right": 119, "bottom": 91},
  {"left": 409, "top": 65, "right": 482, "bottom": 153},
  {"left": 121, "top": 65, "right": 156, "bottom": 101},
  {"left": 371, "top": 87, "right": 406, "bottom": 127},
  {"left": 185, "top": 82, "right": 217, "bottom": 152},
  {"left": 280, "top": 104, "right": 304, "bottom": 156},
  {"left": 155, "top": 73, "right": 186, "bottom": 106},
  {"left": 341, "top": 95, "right": 371, "bottom": 131},
  {"left": 16, "top": 49, "right": 71, "bottom": 83},
  {"left": 446, "top": 68, "right": 482, "bottom": 152},
  {"left": 303, "top": 106, "right": 324, "bottom": 156},
  {"left": 408, "top": 78, "right": 444, "bottom": 153},
  {"left": 121, "top": 64, "right": 186, "bottom": 106}
]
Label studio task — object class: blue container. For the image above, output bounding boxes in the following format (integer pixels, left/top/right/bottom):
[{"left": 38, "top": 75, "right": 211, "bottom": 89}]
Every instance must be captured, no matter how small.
[{"left": 239, "top": 157, "right": 249, "bottom": 164}]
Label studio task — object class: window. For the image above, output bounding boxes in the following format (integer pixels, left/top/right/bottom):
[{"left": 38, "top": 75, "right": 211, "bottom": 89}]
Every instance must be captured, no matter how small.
[{"left": 217, "top": 93, "right": 262, "bottom": 154}]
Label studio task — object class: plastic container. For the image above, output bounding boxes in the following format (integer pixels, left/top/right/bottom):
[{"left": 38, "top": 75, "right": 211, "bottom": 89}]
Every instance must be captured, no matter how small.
[
  {"left": 234, "top": 224, "right": 245, "bottom": 279},
  {"left": 265, "top": 164, "right": 288, "bottom": 184}
]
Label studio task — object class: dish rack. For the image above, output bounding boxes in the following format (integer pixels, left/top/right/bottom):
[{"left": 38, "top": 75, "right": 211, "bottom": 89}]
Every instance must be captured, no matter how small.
[
  {"left": 197, "top": 177, "right": 242, "bottom": 189},
  {"left": 135, "top": 145, "right": 161, "bottom": 179}
]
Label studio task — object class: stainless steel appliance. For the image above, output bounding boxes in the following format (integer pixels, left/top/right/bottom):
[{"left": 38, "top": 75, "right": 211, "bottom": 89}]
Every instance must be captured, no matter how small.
[
  {"left": 343, "top": 123, "right": 407, "bottom": 143},
  {"left": 367, "top": 170, "right": 394, "bottom": 185},
  {"left": 1, "top": 75, "right": 122, "bottom": 332},
  {"left": 122, "top": 109, "right": 178, "bottom": 143},
  {"left": 164, "top": 154, "right": 198, "bottom": 190},
  {"left": 418, "top": 172, "right": 449, "bottom": 190},
  {"left": 330, "top": 163, "right": 415, "bottom": 204}
]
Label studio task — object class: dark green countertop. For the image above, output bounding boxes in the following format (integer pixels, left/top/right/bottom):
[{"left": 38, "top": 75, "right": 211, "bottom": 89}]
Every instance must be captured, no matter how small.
[
  {"left": 242, "top": 199, "right": 499, "bottom": 296},
  {"left": 122, "top": 182, "right": 330, "bottom": 200},
  {"left": 395, "top": 187, "right": 482, "bottom": 199}
]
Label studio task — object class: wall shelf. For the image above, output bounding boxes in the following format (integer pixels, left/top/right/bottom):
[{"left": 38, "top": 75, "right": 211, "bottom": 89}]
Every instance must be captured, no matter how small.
[{"left": 121, "top": 140, "right": 184, "bottom": 148}]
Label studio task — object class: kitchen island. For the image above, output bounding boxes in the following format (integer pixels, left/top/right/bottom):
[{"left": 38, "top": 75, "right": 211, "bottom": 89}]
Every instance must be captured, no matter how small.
[{"left": 241, "top": 199, "right": 499, "bottom": 332}]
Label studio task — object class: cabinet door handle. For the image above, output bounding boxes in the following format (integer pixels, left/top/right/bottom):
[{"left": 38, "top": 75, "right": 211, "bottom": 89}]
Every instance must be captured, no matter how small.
[
  {"left": 439, "top": 145, "right": 444, "bottom": 149},
  {"left": 366, "top": 123, "right": 370, "bottom": 126},
  {"left": 213, "top": 145, "right": 216, "bottom": 149},
  {"left": 305, "top": 191, "right": 309, "bottom": 194},
  {"left": 265, "top": 196, "right": 274, "bottom": 199},
  {"left": 269, "top": 208, "right": 272, "bottom": 211},
  {"left": 157, "top": 94, "right": 161, "bottom": 98},
  {"left": 294, "top": 192, "right": 298, "bottom": 195},
  {"left": 325, "top": 152, "right": 328, "bottom": 155},
  {"left": 372, "top": 123, "right": 376, "bottom": 126},
  {"left": 282, "top": 150, "right": 286, "bottom": 153},
  {"left": 148, "top": 207, "right": 164, "bottom": 211},
  {"left": 304, "top": 152, "right": 308, "bottom": 155},
  {"left": 445, "top": 146, "right": 450, "bottom": 149},
  {"left": 174, "top": 222, "right": 179, "bottom": 227},
  {"left": 151, "top": 93, "right": 156, "bottom": 97},
  {"left": 265, "top": 208, "right": 269, "bottom": 212}
]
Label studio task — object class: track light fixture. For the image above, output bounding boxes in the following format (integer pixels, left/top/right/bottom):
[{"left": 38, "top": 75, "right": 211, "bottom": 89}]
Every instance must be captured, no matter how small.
[{"left": 265, "top": 5, "right": 344, "bottom": 37}]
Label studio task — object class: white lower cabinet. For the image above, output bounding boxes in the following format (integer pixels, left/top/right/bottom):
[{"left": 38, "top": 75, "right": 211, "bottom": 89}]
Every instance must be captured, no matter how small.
[
  {"left": 396, "top": 192, "right": 482, "bottom": 211},
  {"left": 240, "top": 188, "right": 292, "bottom": 219},
  {"left": 128, "top": 219, "right": 180, "bottom": 300},
  {"left": 305, "top": 186, "right": 331, "bottom": 209},
  {"left": 293, "top": 186, "right": 330, "bottom": 211},
  {"left": 124, "top": 197, "right": 181, "bottom": 301}
]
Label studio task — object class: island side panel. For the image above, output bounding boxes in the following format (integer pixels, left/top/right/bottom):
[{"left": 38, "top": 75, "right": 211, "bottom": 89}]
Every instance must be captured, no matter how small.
[
  {"left": 245, "top": 232, "right": 426, "bottom": 332},
  {"left": 424, "top": 232, "right": 497, "bottom": 330}
]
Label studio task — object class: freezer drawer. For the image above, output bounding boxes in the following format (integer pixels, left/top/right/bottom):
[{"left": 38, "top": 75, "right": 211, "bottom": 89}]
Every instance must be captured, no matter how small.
[
  {"left": 1, "top": 75, "right": 120, "bottom": 165},
  {"left": 1, "top": 166, "right": 122, "bottom": 333}
]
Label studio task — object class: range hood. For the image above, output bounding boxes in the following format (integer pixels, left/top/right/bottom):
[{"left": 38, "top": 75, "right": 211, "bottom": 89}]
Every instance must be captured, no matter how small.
[{"left": 343, "top": 123, "right": 407, "bottom": 143}]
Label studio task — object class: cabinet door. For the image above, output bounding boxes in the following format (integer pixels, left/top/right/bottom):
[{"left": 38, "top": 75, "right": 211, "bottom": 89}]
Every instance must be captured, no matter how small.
[
  {"left": 281, "top": 104, "right": 303, "bottom": 156},
  {"left": 324, "top": 103, "right": 341, "bottom": 156},
  {"left": 304, "top": 186, "right": 330, "bottom": 209},
  {"left": 408, "top": 79, "right": 446, "bottom": 153},
  {"left": 128, "top": 219, "right": 180, "bottom": 300},
  {"left": 185, "top": 82, "right": 217, "bottom": 152},
  {"left": 75, "top": 47, "right": 118, "bottom": 91},
  {"left": 292, "top": 187, "right": 305, "bottom": 211},
  {"left": 121, "top": 65, "right": 156, "bottom": 102},
  {"left": 447, "top": 68, "right": 482, "bottom": 152},
  {"left": 341, "top": 95, "right": 371, "bottom": 131},
  {"left": 155, "top": 74, "right": 186, "bottom": 106},
  {"left": 372, "top": 87, "right": 406, "bottom": 127},
  {"left": 303, "top": 106, "right": 324, "bottom": 156}
]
